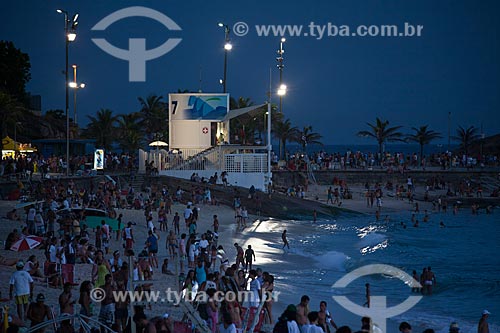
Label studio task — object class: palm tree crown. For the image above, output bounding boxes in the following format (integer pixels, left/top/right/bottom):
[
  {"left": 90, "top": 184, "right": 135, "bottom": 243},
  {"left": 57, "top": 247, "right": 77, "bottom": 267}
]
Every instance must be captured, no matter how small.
[
  {"left": 273, "top": 118, "right": 300, "bottom": 159},
  {"left": 357, "top": 117, "right": 404, "bottom": 154},
  {"left": 452, "top": 125, "right": 480, "bottom": 156},
  {"left": 406, "top": 125, "right": 442, "bottom": 165},
  {"left": 297, "top": 125, "right": 323, "bottom": 152}
]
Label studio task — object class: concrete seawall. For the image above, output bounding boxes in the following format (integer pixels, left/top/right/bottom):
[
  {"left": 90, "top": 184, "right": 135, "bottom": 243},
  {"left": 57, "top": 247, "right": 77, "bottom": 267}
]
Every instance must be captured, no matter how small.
[{"left": 272, "top": 169, "right": 500, "bottom": 189}]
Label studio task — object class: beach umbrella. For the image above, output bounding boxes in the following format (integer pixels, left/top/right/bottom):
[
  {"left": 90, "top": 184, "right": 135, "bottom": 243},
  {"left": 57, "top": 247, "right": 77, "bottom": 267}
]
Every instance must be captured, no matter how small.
[
  {"left": 149, "top": 141, "right": 168, "bottom": 147},
  {"left": 84, "top": 216, "right": 121, "bottom": 230},
  {"left": 15, "top": 200, "right": 44, "bottom": 209},
  {"left": 10, "top": 236, "right": 42, "bottom": 252}
]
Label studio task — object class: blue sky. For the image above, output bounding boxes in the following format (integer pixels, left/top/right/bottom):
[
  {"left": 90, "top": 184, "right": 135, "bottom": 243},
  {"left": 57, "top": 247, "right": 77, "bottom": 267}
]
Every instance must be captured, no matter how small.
[{"left": 1, "top": 0, "right": 499, "bottom": 144}]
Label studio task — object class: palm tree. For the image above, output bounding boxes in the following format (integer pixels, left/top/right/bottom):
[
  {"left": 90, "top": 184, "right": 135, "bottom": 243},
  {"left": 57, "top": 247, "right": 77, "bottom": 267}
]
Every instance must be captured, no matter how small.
[
  {"left": 452, "top": 125, "right": 480, "bottom": 156},
  {"left": 0, "top": 91, "right": 25, "bottom": 141},
  {"left": 82, "top": 109, "right": 118, "bottom": 150},
  {"left": 138, "top": 95, "right": 168, "bottom": 141},
  {"left": 406, "top": 125, "right": 442, "bottom": 166},
  {"left": 357, "top": 117, "right": 404, "bottom": 154},
  {"left": 297, "top": 126, "right": 323, "bottom": 152},
  {"left": 273, "top": 118, "right": 300, "bottom": 160},
  {"left": 117, "top": 112, "right": 142, "bottom": 153}
]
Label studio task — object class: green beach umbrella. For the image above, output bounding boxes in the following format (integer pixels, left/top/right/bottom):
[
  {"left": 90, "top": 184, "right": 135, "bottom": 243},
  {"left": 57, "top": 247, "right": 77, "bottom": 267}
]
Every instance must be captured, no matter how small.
[{"left": 83, "top": 216, "right": 121, "bottom": 230}]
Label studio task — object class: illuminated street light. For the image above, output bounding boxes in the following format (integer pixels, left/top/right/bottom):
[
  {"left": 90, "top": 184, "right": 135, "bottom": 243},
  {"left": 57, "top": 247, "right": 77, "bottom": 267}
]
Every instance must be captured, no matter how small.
[
  {"left": 276, "top": 38, "right": 286, "bottom": 113},
  {"left": 277, "top": 84, "right": 287, "bottom": 96},
  {"left": 218, "top": 22, "right": 232, "bottom": 93},
  {"left": 69, "top": 64, "right": 85, "bottom": 125},
  {"left": 57, "top": 8, "right": 78, "bottom": 176}
]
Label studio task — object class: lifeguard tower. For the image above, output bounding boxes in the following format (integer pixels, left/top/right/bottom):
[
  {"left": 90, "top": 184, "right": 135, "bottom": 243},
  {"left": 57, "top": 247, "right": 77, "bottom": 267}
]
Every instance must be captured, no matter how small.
[{"left": 138, "top": 93, "right": 271, "bottom": 191}]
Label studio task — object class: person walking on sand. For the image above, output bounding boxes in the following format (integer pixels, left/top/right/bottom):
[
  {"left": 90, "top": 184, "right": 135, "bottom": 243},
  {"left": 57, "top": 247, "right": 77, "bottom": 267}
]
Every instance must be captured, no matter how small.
[
  {"left": 282, "top": 230, "right": 290, "bottom": 250},
  {"left": 244, "top": 245, "right": 256, "bottom": 272},
  {"left": 327, "top": 187, "right": 334, "bottom": 204},
  {"left": 478, "top": 310, "right": 490, "bottom": 333},
  {"left": 9, "top": 260, "right": 34, "bottom": 320},
  {"left": 234, "top": 243, "right": 245, "bottom": 268}
]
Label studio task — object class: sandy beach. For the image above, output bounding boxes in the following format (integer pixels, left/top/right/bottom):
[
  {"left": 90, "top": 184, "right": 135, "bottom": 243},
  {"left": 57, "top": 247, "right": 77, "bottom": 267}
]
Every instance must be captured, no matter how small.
[{"left": 0, "top": 177, "right": 495, "bottom": 332}]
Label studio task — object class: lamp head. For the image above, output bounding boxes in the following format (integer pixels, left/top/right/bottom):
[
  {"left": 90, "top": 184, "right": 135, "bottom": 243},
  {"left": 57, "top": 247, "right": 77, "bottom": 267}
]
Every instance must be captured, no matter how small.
[
  {"left": 281, "top": 37, "right": 286, "bottom": 43},
  {"left": 277, "top": 84, "right": 287, "bottom": 96},
  {"left": 67, "top": 32, "right": 77, "bottom": 42},
  {"left": 224, "top": 42, "right": 233, "bottom": 50},
  {"left": 218, "top": 22, "right": 224, "bottom": 27},
  {"left": 69, "top": 82, "right": 77, "bottom": 88}
]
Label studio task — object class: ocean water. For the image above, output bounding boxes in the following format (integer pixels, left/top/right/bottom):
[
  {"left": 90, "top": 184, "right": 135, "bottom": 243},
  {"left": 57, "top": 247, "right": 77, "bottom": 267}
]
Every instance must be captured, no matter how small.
[{"left": 269, "top": 210, "right": 500, "bottom": 333}]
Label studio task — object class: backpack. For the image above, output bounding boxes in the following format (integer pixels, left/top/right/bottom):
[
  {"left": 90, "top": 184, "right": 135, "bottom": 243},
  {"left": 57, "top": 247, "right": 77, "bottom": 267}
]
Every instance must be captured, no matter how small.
[{"left": 273, "top": 317, "right": 289, "bottom": 333}]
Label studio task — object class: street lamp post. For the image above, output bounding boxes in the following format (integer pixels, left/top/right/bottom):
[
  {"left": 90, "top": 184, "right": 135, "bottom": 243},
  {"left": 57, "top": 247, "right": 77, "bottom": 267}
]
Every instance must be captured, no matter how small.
[
  {"left": 69, "top": 64, "right": 85, "bottom": 126},
  {"left": 57, "top": 9, "right": 78, "bottom": 176},
  {"left": 218, "top": 23, "right": 232, "bottom": 93},
  {"left": 277, "top": 38, "right": 286, "bottom": 113},
  {"left": 267, "top": 69, "right": 272, "bottom": 193},
  {"left": 14, "top": 122, "right": 21, "bottom": 155}
]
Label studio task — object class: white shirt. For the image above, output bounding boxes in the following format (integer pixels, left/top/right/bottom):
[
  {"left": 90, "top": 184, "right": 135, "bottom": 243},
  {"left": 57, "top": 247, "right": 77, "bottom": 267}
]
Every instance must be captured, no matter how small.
[
  {"left": 218, "top": 323, "right": 236, "bottom": 333},
  {"left": 183, "top": 208, "right": 193, "bottom": 219},
  {"left": 199, "top": 239, "right": 209, "bottom": 250},
  {"left": 27, "top": 208, "right": 36, "bottom": 221},
  {"left": 23, "top": 261, "right": 36, "bottom": 273},
  {"left": 189, "top": 244, "right": 195, "bottom": 257},
  {"left": 9, "top": 270, "right": 33, "bottom": 296},
  {"left": 301, "top": 324, "right": 324, "bottom": 333},
  {"left": 49, "top": 244, "right": 57, "bottom": 262},
  {"left": 249, "top": 278, "right": 261, "bottom": 306},
  {"left": 147, "top": 220, "right": 154, "bottom": 231},
  {"left": 206, "top": 280, "right": 216, "bottom": 290},
  {"left": 287, "top": 321, "right": 301, "bottom": 333}
]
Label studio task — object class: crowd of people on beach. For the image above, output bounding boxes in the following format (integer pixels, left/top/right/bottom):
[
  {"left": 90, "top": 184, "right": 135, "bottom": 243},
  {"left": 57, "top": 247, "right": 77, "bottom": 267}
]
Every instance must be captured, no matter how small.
[
  {"left": 282, "top": 150, "right": 500, "bottom": 172},
  {"left": 1, "top": 176, "right": 283, "bottom": 333},
  {"left": 0, "top": 153, "right": 136, "bottom": 179},
  {"left": 1, "top": 153, "right": 497, "bottom": 333}
]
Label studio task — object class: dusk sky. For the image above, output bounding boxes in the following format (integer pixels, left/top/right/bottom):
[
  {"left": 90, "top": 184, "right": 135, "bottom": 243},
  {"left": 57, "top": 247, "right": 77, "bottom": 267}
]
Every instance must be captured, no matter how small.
[{"left": 2, "top": 0, "right": 499, "bottom": 145}]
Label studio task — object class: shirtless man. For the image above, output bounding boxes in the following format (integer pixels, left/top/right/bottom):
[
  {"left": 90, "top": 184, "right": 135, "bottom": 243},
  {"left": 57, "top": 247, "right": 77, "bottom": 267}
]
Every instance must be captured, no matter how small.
[
  {"left": 296, "top": 295, "right": 310, "bottom": 327},
  {"left": 424, "top": 267, "right": 437, "bottom": 295},
  {"left": 27, "top": 293, "right": 52, "bottom": 333},
  {"left": 167, "top": 230, "right": 177, "bottom": 258},
  {"left": 59, "top": 283, "right": 75, "bottom": 333},
  {"left": 318, "top": 300, "right": 338, "bottom": 332}
]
